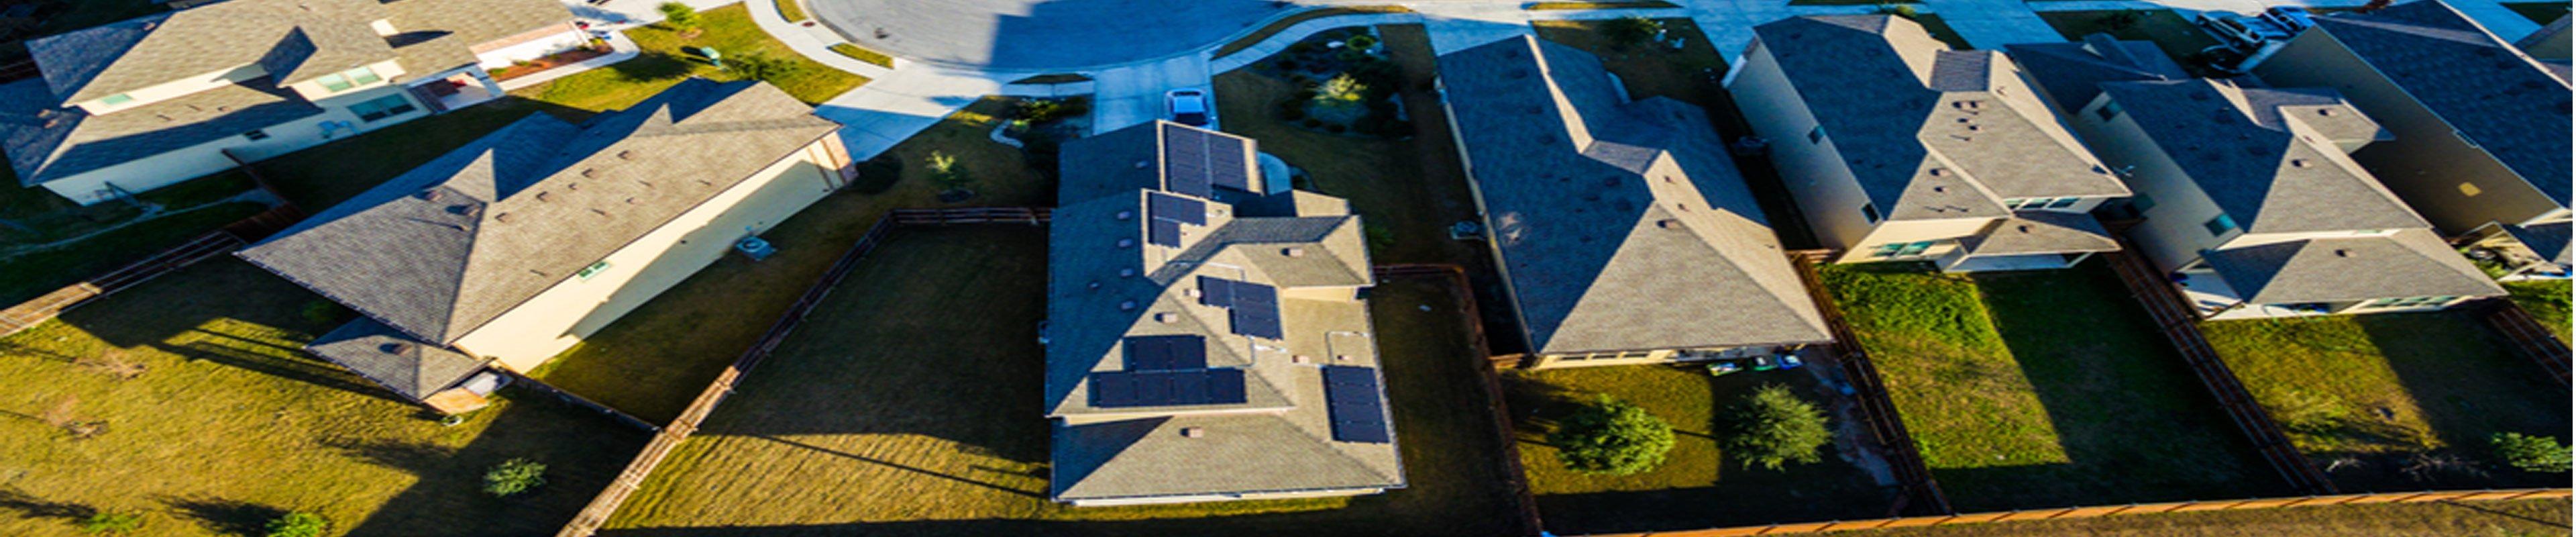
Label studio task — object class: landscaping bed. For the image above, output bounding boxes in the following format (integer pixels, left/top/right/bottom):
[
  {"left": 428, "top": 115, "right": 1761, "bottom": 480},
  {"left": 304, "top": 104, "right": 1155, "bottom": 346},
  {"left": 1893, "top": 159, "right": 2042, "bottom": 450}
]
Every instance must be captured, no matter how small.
[
  {"left": 488, "top": 44, "right": 616, "bottom": 81},
  {"left": 1502, "top": 363, "right": 1897, "bottom": 534},
  {"left": 2204, "top": 311, "right": 2573, "bottom": 491},
  {"left": 1823, "top": 262, "right": 2279, "bottom": 511},
  {"left": 518, "top": 5, "right": 867, "bottom": 111},
  {"left": 1245, "top": 26, "right": 1413, "bottom": 139}
]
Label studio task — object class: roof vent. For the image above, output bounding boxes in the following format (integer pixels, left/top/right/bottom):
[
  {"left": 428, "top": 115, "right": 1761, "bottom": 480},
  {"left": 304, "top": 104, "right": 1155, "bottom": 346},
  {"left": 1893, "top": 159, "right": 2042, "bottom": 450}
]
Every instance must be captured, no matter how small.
[
  {"left": 1134, "top": 160, "right": 1150, "bottom": 169},
  {"left": 417, "top": 189, "right": 442, "bottom": 201},
  {"left": 567, "top": 182, "right": 582, "bottom": 191},
  {"left": 2316, "top": 108, "right": 2337, "bottom": 117},
  {"left": 1292, "top": 354, "right": 1311, "bottom": 364},
  {"left": 494, "top": 212, "right": 513, "bottom": 223},
  {"left": 1119, "top": 268, "right": 1136, "bottom": 278},
  {"left": 1928, "top": 168, "right": 1946, "bottom": 177},
  {"left": 1087, "top": 281, "right": 1102, "bottom": 290},
  {"left": 447, "top": 204, "right": 476, "bottom": 216},
  {"left": 617, "top": 150, "right": 635, "bottom": 160},
  {"left": 582, "top": 168, "right": 599, "bottom": 179},
  {"left": 2290, "top": 158, "right": 2310, "bottom": 168},
  {"left": 1184, "top": 287, "right": 1202, "bottom": 298},
  {"left": 1115, "top": 210, "right": 1133, "bottom": 220},
  {"left": 625, "top": 197, "right": 640, "bottom": 205},
  {"left": 535, "top": 191, "right": 551, "bottom": 202},
  {"left": 1281, "top": 246, "right": 1305, "bottom": 257},
  {"left": 2016, "top": 225, "right": 2032, "bottom": 234},
  {"left": 2333, "top": 248, "right": 2353, "bottom": 258},
  {"left": 1118, "top": 300, "right": 1137, "bottom": 311},
  {"left": 1656, "top": 219, "right": 1682, "bottom": 229},
  {"left": 1930, "top": 185, "right": 1946, "bottom": 193},
  {"left": 1156, "top": 312, "right": 1179, "bottom": 324},
  {"left": 1117, "top": 238, "right": 1134, "bottom": 248},
  {"left": 1180, "top": 427, "right": 1205, "bottom": 438}
]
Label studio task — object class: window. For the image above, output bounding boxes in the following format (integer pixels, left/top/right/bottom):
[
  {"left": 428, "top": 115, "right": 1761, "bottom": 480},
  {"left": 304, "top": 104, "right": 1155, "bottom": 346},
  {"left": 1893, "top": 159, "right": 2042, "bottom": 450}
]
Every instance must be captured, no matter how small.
[
  {"left": 2129, "top": 192, "right": 2156, "bottom": 212},
  {"left": 2002, "top": 198, "right": 2027, "bottom": 208},
  {"left": 1860, "top": 203, "right": 1880, "bottom": 224},
  {"left": 1872, "top": 243, "right": 1904, "bottom": 258},
  {"left": 2045, "top": 197, "right": 2081, "bottom": 209},
  {"left": 2095, "top": 101, "right": 2122, "bottom": 121},
  {"left": 576, "top": 261, "right": 612, "bottom": 281},
  {"left": 350, "top": 94, "right": 417, "bottom": 122},
  {"left": 2203, "top": 214, "right": 2237, "bottom": 236},
  {"left": 100, "top": 93, "right": 134, "bottom": 105},
  {"left": 316, "top": 73, "right": 353, "bottom": 92},
  {"left": 1807, "top": 126, "right": 1826, "bottom": 144},
  {"left": 1870, "top": 241, "right": 1937, "bottom": 258},
  {"left": 343, "top": 66, "right": 382, "bottom": 86},
  {"left": 241, "top": 129, "right": 269, "bottom": 141},
  {"left": 1898, "top": 240, "right": 1934, "bottom": 256}
]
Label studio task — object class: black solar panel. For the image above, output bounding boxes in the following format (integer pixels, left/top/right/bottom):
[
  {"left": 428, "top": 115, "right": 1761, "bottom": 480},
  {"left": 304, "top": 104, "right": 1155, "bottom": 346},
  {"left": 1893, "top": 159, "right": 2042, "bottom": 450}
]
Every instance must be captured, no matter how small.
[
  {"left": 1162, "top": 125, "right": 1214, "bottom": 197},
  {"left": 1148, "top": 219, "right": 1183, "bottom": 247},
  {"left": 1199, "top": 276, "right": 1235, "bottom": 307},
  {"left": 1089, "top": 369, "right": 1250, "bottom": 407},
  {"left": 1322, "top": 367, "right": 1391, "bottom": 443},
  {"left": 1148, "top": 193, "right": 1207, "bottom": 225},
  {"left": 1228, "top": 282, "right": 1283, "bottom": 340},
  {"left": 1122, "top": 335, "right": 1206, "bottom": 371},
  {"left": 1208, "top": 136, "right": 1252, "bottom": 192}
]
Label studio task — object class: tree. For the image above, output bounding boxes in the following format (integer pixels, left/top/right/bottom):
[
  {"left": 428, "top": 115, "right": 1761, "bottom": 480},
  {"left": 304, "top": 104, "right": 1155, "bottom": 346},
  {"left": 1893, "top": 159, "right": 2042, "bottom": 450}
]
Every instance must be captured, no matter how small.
[
  {"left": 657, "top": 2, "right": 700, "bottom": 32},
  {"left": 927, "top": 151, "right": 971, "bottom": 190},
  {"left": 78, "top": 511, "right": 142, "bottom": 535},
  {"left": 484, "top": 458, "right": 549, "bottom": 497},
  {"left": 1548, "top": 395, "right": 1676, "bottom": 475},
  {"left": 1725, "top": 384, "right": 1833, "bottom": 471},
  {"left": 1313, "top": 74, "right": 1368, "bottom": 105},
  {"left": 2492, "top": 432, "right": 2571, "bottom": 473},
  {"left": 727, "top": 53, "right": 804, "bottom": 83},
  {"left": 1605, "top": 16, "right": 1663, "bottom": 48},
  {"left": 264, "top": 512, "right": 328, "bottom": 537}
]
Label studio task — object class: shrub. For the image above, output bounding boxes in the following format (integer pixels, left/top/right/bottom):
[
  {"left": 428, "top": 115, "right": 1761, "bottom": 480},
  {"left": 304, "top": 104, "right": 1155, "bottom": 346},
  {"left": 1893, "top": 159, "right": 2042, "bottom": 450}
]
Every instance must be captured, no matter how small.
[
  {"left": 1016, "top": 98, "right": 1087, "bottom": 123},
  {"left": 264, "top": 512, "right": 328, "bottom": 537},
  {"left": 657, "top": 2, "right": 700, "bottom": 31},
  {"left": 727, "top": 53, "right": 804, "bottom": 83},
  {"left": 483, "top": 458, "right": 548, "bottom": 497},
  {"left": 1548, "top": 394, "right": 1676, "bottom": 475},
  {"left": 2493, "top": 432, "right": 2571, "bottom": 473},
  {"left": 1725, "top": 385, "right": 1833, "bottom": 471},
  {"left": 851, "top": 156, "right": 902, "bottom": 194},
  {"left": 1314, "top": 74, "right": 1368, "bottom": 104},
  {"left": 78, "top": 511, "right": 143, "bottom": 534},
  {"left": 1605, "top": 16, "right": 1664, "bottom": 48},
  {"left": 1345, "top": 34, "right": 1378, "bottom": 50},
  {"left": 927, "top": 151, "right": 971, "bottom": 189}
]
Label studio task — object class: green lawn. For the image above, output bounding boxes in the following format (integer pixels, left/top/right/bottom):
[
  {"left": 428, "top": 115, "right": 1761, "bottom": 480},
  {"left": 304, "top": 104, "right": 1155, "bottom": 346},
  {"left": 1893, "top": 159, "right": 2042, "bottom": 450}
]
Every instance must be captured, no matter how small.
[
  {"left": 1823, "top": 262, "right": 2277, "bottom": 511},
  {"left": 598, "top": 228, "right": 1525, "bottom": 535},
  {"left": 2204, "top": 312, "right": 2572, "bottom": 491},
  {"left": 2503, "top": 1, "right": 2571, "bottom": 25},
  {"left": 1503, "top": 364, "right": 1896, "bottom": 534},
  {"left": 519, "top": 5, "right": 867, "bottom": 111},
  {"left": 2504, "top": 280, "right": 2569, "bottom": 342},
  {"left": 2036, "top": 9, "right": 2224, "bottom": 70},
  {"left": 0, "top": 260, "right": 645, "bottom": 536},
  {"left": 1861, "top": 497, "right": 2569, "bottom": 537}
]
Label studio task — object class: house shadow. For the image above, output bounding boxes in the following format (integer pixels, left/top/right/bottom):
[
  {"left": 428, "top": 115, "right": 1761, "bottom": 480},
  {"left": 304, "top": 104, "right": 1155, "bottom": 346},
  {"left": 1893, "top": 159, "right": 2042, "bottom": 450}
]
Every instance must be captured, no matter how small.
[
  {"left": 814, "top": 0, "right": 1285, "bottom": 70},
  {"left": 2343, "top": 311, "right": 2574, "bottom": 491},
  {"left": 335, "top": 386, "right": 651, "bottom": 536},
  {"left": 39, "top": 260, "right": 417, "bottom": 405}
]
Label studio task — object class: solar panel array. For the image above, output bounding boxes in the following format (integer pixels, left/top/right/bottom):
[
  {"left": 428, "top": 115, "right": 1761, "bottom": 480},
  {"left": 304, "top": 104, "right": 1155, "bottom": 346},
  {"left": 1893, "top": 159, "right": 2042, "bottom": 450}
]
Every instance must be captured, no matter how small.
[
  {"left": 1147, "top": 193, "right": 1207, "bottom": 225},
  {"left": 1161, "top": 124, "right": 1217, "bottom": 197},
  {"left": 1123, "top": 335, "right": 1207, "bottom": 371},
  {"left": 1322, "top": 367, "right": 1391, "bottom": 443},
  {"left": 1090, "top": 369, "right": 1249, "bottom": 407},
  {"left": 1148, "top": 219, "right": 1183, "bottom": 248},
  {"left": 1196, "top": 277, "right": 1283, "bottom": 340},
  {"left": 1198, "top": 275, "right": 1236, "bottom": 307}
]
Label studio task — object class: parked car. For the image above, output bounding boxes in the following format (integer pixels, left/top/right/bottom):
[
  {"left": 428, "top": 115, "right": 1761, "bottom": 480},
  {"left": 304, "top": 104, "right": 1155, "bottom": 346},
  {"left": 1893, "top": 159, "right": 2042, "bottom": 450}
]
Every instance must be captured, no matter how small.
[
  {"left": 1166, "top": 89, "right": 1210, "bottom": 127},
  {"left": 2261, "top": 6, "right": 2316, "bottom": 32},
  {"left": 2194, "top": 12, "right": 2291, "bottom": 50}
]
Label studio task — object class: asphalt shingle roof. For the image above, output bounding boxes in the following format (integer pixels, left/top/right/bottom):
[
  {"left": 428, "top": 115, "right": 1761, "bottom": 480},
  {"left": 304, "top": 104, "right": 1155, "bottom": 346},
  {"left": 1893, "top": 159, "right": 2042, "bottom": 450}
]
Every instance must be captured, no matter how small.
[
  {"left": 1960, "top": 210, "right": 2120, "bottom": 255},
  {"left": 237, "top": 79, "right": 839, "bottom": 346},
  {"left": 1438, "top": 36, "right": 1830, "bottom": 356},
  {"left": 2308, "top": 1, "right": 2572, "bottom": 206},
  {"left": 2098, "top": 79, "right": 2426, "bottom": 234},
  {"left": 2206, "top": 229, "right": 2504, "bottom": 303},
  {"left": 0, "top": 77, "right": 326, "bottom": 185},
  {"left": 2003, "top": 35, "right": 2189, "bottom": 113},
  {"left": 306, "top": 318, "right": 489, "bottom": 399}
]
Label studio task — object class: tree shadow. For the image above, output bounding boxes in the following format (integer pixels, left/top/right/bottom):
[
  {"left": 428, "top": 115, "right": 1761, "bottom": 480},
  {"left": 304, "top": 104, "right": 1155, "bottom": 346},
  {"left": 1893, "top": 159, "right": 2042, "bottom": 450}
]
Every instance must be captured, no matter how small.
[
  {"left": 2351, "top": 311, "right": 2573, "bottom": 491},
  {"left": 337, "top": 387, "right": 651, "bottom": 537},
  {"left": 158, "top": 495, "right": 289, "bottom": 537},
  {"left": 0, "top": 488, "right": 97, "bottom": 526}
]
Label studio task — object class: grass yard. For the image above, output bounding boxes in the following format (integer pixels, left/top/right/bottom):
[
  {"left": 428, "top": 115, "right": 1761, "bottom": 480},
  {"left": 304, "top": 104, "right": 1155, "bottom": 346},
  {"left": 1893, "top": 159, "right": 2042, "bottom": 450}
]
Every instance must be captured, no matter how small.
[
  {"left": 2036, "top": 10, "right": 2223, "bottom": 69},
  {"left": 0, "top": 260, "right": 645, "bottom": 536},
  {"left": 1823, "top": 262, "right": 2278, "bottom": 511},
  {"left": 598, "top": 228, "right": 1525, "bottom": 536},
  {"left": 1503, "top": 364, "right": 1896, "bottom": 534},
  {"left": 2504, "top": 280, "right": 2569, "bottom": 342},
  {"left": 1862, "top": 497, "right": 2569, "bottom": 536},
  {"left": 519, "top": 5, "right": 867, "bottom": 111},
  {"left": 1210, "top": 6, "right": 1417, "bottom": 58},
  {"left": 529, "top": 97, "right": 1046, "bottom": 423},
  {"left": 2203, "top": 312, "right": 2573, "bottom": 491},
  {"left": 2504, "top": 1, "right": 2571, "bottom": 24}
]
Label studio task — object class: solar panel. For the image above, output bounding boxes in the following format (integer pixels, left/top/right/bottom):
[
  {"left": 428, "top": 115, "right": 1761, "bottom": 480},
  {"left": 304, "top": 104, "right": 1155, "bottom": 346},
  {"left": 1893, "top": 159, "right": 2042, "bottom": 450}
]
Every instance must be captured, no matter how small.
[
  {"left": 1198, "top": 276, "right": 1236, "bottom": 307},
  {"left": 1228, "top": 283, "right": 1283, "bottom": 340},
  {"left": 1122, "top": 335, "right": 1206, "bottom": 371},
  {"left": 1322, "top": 367, "right": 1391, "bottom": 443},
  {"left": 1089, "top": 369, "right": 1250, "bottom": 407},
  {"left": 1091, "top": 372, "right": 1137, "bottom": 407},
  {"left": 1148, "top": 219, "right": 1182, "bottom": 247},
  {"left": 1148, "top": 193, "right": 1207, "bottom": 225},
  {"left": 1162, "top": 126, "right": 1215, "bottom": 197},
  {"left": 1208, "top": 137, "right": 1252, "bottom": 192}
]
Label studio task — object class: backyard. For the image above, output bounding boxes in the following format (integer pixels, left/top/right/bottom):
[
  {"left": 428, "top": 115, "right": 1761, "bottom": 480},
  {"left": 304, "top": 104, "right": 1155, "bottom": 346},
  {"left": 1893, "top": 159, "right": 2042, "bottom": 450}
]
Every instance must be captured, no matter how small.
[
  {"left": 0, "top": 260, "right": 645, "bottom": 536},
  {"left": 1502, "top": 364, "right": 1896, "bottom": 534},
  {"left": 2504, "top": 280, "right": 2569, "bottom": 342},
  {"left": 1861, "top": 497, "right": 2569, "bottom": 537},
  {"left": 1822, "top": 262, "right": 2280, "bottom": 511},
  {"left": 2203, "top": 311, "right": 2573, "bottom": 491},
  {"left": 0, "top": 170, "right": 270, "bottom": 304},
  {"left": 518, "top": 5, "right": 867, "bottom": 111},
  {"left": 596, "top": 227, "right": 1527, "bottom": 536}
]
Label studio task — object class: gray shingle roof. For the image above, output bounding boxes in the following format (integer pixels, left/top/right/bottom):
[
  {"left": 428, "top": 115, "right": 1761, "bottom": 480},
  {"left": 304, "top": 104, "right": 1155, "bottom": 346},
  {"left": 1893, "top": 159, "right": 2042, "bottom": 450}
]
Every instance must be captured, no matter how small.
[
  {"left": 2507, "top": 221, "right": 2571, "bottom": 265},
  {"left": 2003, "top": 35, "right": 2189, "bottom": 113},
  {"left": 1438, "top": 36, "right": 1830, "bottom": 356},
  {"left": 2098, "top": 79, "right": 2426, "bottom": 234},
  {"left": 238, "top": 79, "right": 839, "bottom": 345},
  {"left": 2309, "top": 1, "right": 2572, "bottom": 206},
  {"left": 0, "top": 77, "right": 327, "bottom": 185},
  {"left": 1046, "top": 121, "right": 1400, "bottom": 501},
  {"left": 1751, "top": 16, "right": 2127, "bottom": 222},
  {"left": 306, "top": 318, "right": 489, "bottom": 400},
  {"left": 28, "top": 0, "right": 394, "bottom": 103},
  {"left": 2206, "top": 229, "right": 2504, "bottom": 303},
  {"left": 1961, "top": 210, "right": 2120, "bottom": 256}
]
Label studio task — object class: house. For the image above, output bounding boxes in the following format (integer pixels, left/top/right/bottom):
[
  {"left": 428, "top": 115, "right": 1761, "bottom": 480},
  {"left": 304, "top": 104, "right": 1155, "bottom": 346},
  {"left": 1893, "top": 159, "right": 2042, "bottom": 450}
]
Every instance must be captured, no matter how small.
[
  {"left": 238, "top": 79, "right": 851, "bottom": 412},
  {"left": 1727, "top": 15, "right": 2131, "bottom": 272},
  {"left": 2518, "top": 13, "right": 2570, "bottom": 60},
  {"left": 0, "top": 0, "right": 593, "bottom": 205},
  {"left": 2065, "top": 78, "right": 2502, "bottom": 318},
  {"left": 1434, "top": 36, "right": 1830, "bottom": 368},
  {"left": 1044, "top": 121, "right": 1401, "bottom": 506},
  {"left": 2003, "top": 34, "right": 2189, "bottom": 119},
  {"left": 2251, "top": 1, "right": 2572, "bottom": 280}
]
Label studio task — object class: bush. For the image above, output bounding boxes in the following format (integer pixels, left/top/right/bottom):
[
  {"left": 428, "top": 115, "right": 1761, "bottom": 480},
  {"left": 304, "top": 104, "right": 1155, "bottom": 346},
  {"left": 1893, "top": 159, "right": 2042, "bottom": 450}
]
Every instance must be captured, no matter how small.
[
  {"left": 264, "top": 512, "right": 328, "bottom": 537},
  {"left": 2493, "top": 432, "right": 2571, "bottom": 473},
  {"left": 1314, "top": 74, "right": 1368, "bottom": 104},
  {"left": 483, "top": 458, "right": 549, "bottom": 497},
  {"left": 657, "top": 2, "right": 700, "bottom": 31},
  {"left": 727, "top": 53, "right": 804, "bottom": 83},
  {"left": 1605, "top": 16, "right": 1664, "bottom": 48},
  {"left": 1547, "top": 394, "right": 1676, "bottom": 475},
  {"left": 1345, "top": 34, "right": 1378, "bottom": 50},
  {"left": 78, "top": 511, "right": 143, "bottom": 534},
  {"left": 851, "top": 156, "right": 902, "bottom": 194},
  {"left": 1725, "top": 385, "right": 1833, "bottom": 471}
]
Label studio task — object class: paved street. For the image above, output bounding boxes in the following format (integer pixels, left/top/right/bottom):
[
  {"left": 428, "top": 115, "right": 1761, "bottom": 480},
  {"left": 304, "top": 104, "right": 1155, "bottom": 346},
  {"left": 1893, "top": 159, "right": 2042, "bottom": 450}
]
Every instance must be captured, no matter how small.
[{"left": 810, "top": 0, "right": 1296, "bottom": 70}]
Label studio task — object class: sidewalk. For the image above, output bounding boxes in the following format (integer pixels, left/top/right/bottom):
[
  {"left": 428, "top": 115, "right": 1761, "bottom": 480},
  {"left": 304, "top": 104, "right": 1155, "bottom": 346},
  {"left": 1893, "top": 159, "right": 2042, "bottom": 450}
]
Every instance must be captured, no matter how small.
[
  {"left": 813, "top": 66, "right": 1002, "bottom": 159},
  {"left": 1920, "top": 0, "right": 2069, "bottom": 48}
]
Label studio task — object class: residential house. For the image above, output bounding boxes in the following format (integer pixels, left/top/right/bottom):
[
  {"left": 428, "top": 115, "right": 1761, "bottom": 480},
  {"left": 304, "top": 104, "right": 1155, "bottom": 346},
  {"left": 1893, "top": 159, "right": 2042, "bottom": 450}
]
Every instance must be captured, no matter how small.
[
  {"left": 238, "top": 79, "right": 851, "bottom": 412},
  {"left": 1434, "top": 36, "right": 1829, "bottom": 368},
  {"left": 1044, "top": 121, "right": 1401, "bottom": 505},
  {"left": 1727, "top": 15, "right": 2131, "bottom": 272},
  {"left": 2003, "top": 34, "right": 2189, "bottom": 122},
  {"left": 1, "top": 0, "right": 591, "bottom": 205},
  {"left": 2068, "top": 78, "right": 2502, "bottom": 318},
  {"left": 2251, "top": 1, "right": 2572, "bottom": 279}
]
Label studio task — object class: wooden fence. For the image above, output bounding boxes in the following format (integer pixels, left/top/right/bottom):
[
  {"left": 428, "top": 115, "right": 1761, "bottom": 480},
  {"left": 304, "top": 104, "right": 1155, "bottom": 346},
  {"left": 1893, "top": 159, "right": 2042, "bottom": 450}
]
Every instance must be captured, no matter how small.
[
  {"left": 2098, "top": 248, "right": 2337, "bottom": 495},
  {"left": 1577, "top": 487, "right": 2572, "bottom": 536},
  {"left": 2476, "top": 299, "right": 2571, "bottom": 385},
  {"left": 890, "top": 206, "right": 1051, "bottom": 226},
  {"left": 1784, "top": 250, "right": 1952, "bottom": 515},
  {"left": 1372, "top": 263, "right": 1548, "bottom": 537},
  {"left": 0, "top": 204, "right": 305, "bottom": 337}
]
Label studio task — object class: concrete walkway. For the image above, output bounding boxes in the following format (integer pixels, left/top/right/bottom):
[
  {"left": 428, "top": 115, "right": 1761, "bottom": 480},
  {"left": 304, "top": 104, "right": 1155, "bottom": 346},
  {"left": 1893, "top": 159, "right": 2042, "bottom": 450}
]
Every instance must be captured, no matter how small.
[{"left": 813, "top": 66, "right": 1004, "bottom": 158}]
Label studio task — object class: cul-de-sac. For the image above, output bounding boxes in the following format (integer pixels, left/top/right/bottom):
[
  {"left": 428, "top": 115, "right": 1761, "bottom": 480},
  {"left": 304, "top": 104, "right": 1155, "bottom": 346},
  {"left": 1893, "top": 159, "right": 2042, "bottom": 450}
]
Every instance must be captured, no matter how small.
[{"left": 0, "top": 0, "right": 2567, "bottom": 534}]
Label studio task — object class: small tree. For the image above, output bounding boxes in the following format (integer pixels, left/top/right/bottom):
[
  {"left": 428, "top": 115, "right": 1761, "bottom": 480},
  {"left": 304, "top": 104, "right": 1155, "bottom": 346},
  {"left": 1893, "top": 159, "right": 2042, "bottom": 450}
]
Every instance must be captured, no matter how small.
[
  {"left": 1314, "top": 74, "right": 1368, "bottom": 105},
  {"left": 264, "top": 512, "right": 328, "bottom": 537},
  {"left": 727, "top": 53, "right": 804, "bottom": 83},
  {"left": 483, "top": 458, "right": 549, "bottom": 497},
  {"left": 1605, "top": 16, "right": 1664, "bottom": 48},
  {"left": 1725, "top": 384, "right": 1833, "bottom": 471},
  {"left": 926, "top": 151, "right": 971, "bottom": 190},
  {"left": 78, "top": 511, "right": 143, "bottom": 535},
  {"left": 657, "top": 2, "right": 700, "bottom": 32},
  {"left": 2493, "top": 432, "right": 2572, "bottom": 473},
  {"left": 1548, "top": 395, "right": 1676, "bottom": 475}
]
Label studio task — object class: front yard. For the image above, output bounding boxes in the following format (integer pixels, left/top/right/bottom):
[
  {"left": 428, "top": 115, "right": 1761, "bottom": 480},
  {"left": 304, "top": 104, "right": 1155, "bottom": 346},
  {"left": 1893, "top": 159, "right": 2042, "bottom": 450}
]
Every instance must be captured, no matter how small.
[
  {"left": 599, "top": 227, "right": 1526, "bottom": 536},
  {"left": 2204, "top": 312, "right": 2573, "bottom": 491},
  {"left": 1503, "top": 364, "right": 1896, "bottom": 534},
  {"left": 2504, "top": 280, "right": 2570, "bottom": 342},
  {"left": 518, "top": 5, "right": 867, "bottom": 111},
  {"left": 1823, "top": 262, "right": 2279, "bottom": 511}
]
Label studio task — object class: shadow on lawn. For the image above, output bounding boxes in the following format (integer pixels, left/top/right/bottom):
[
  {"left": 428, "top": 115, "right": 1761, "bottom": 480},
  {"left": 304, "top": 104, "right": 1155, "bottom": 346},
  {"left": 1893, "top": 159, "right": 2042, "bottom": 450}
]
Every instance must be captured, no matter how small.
[
  {"left": 338, "top": 387, "right": 650, "bottom": 536},
  {"left": 2334, "top": 312, "right": 2573, "bottom": 491},
  {"left": 160, "top": 495, "right": 291, "bottom": 536},
  {"left": 0, "top": 489, "right": 98, "bottom": 525}
]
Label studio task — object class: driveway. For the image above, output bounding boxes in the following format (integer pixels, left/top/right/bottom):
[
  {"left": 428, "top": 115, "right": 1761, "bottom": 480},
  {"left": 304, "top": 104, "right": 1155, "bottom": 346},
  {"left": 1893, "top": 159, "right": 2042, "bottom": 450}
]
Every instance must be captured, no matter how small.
[{"left": 810, "top": 0, "right": 1293, "bottom": 70}]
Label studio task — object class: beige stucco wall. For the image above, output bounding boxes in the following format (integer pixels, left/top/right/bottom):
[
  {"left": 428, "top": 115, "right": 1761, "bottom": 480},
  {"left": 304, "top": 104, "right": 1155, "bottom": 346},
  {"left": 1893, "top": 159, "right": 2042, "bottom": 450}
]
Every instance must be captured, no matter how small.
[
  {"left": 72, "top": 63, "right": 268, "bottom": 113},
  {"left": 454, "top": 136, "right": 847, "bottom": 371},
  {"left": 1727, "top": 39, "right": 1878, "bottom": 252},
  {"left": 40, "top": 83, "right": 428, "bottom": 205},
  {"left": 2072, "top": 95, "right": 2235, "bottom": 271}
]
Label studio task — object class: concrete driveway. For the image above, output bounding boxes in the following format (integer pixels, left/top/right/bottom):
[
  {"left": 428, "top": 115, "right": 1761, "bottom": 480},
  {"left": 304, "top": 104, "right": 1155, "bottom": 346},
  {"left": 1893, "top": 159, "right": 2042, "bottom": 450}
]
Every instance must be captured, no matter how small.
[{"left": 810, "top": 0, "right": 1293, "bottom": 70}]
